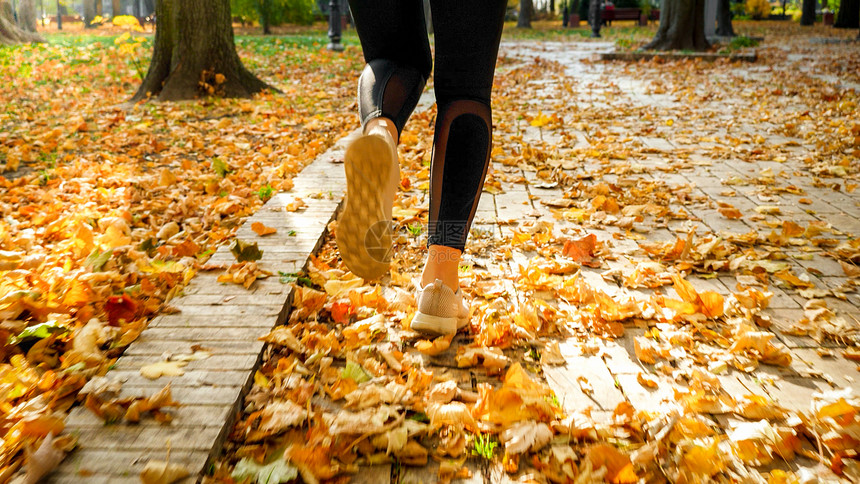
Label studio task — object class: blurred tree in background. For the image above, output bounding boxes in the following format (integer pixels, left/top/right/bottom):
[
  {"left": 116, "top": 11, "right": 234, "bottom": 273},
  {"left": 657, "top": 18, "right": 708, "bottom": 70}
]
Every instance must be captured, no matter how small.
[{"left": 231, "top": 0, "right": 317, "bottom": 33}]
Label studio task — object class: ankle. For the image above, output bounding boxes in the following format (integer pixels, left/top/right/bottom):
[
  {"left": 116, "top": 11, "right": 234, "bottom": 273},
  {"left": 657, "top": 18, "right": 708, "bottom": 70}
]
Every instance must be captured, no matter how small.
[
  {"left": 365, "top": 117, "right": 398, "bottom": 145},
  {"left": 421, "top": 245, "right": 461, "bottom": 290}
]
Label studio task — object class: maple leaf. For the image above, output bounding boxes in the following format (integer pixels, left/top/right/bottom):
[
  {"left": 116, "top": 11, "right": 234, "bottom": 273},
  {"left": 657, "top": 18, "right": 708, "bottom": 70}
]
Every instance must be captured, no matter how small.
[{"left": 562, "top": 233, "right": 600, "bottom": 266}]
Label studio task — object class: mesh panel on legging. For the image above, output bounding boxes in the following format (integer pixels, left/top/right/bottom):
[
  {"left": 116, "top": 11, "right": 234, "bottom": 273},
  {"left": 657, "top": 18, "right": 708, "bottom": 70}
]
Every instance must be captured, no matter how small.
[
  {"left": 426, "top": 100, "right": 492, "bottom": 252},
  {"left": 358, "top": 59, "right": 426, "bottom": 137}
]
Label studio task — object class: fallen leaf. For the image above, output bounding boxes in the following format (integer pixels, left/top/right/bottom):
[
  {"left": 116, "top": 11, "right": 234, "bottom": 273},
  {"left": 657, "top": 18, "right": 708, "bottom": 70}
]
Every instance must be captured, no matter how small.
[
  {"left": 23, "top": 433, "right": 67, "bottom": 484},
  {"left": 251, "top": 221, "right": 277, "bottom": 236},
  {"left": 140, "top": 360, "right": 187, "bottom": 380},
  {"left": 231, "top": 458, "right": 298, "bottom": 484},
  {"left": 499, "top": 420, "right": 552, "bottom": 455},
  {"left": 637, "top": 372, "right": 658, "bottom": 389},
  {"left": 230, "top": 239, "right": 263, "bottom": 262},
  {"left": 140, "top": 460, "right": 190, "bottom": 484}
]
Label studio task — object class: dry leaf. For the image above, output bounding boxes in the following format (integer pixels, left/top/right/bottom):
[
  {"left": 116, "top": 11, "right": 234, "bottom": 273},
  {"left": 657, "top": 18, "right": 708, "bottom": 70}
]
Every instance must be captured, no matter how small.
[
  {"left": 140, "top": 460, "right": 190, "bottom": 484},
  {"left": 140, "top": 360, "right": 187, "bottom": 380},
  {"left": 251, "top": 221, "right": 277, "bottom": 236},
  {"left": 499, "top": 420, "right": 553, "bottom": 455},
  {"left": 23, "top": 433, "right": 67, "bottom": 484}
]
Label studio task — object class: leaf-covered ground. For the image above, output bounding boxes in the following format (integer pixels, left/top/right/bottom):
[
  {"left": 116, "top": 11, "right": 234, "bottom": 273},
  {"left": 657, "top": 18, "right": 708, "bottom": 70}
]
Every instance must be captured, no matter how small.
[
  {"left": 210, "top": 22, "right": 859, "bottom": 484},
  {"left": 0, "top": 28, "right": 362, "bottom": 482},
  {"left": 1, "top": 19, "right": 859, "bottom": 484}
]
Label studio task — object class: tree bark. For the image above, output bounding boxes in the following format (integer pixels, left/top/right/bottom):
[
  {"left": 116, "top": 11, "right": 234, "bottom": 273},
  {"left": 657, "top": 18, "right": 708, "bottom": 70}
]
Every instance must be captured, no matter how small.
[
  {"left": 644, "top": 0, "right": 710, "bottom": 50},
  {"left": 17, "top": 0, "right": 37, "bottom": 31},
  {"left": 133, "top": 0, "right": 271, "bottom": 102},
  {"left": 83, "top": 0, "right": 97, "bottom": 27},
  {"left": 112, "top": 0, "right": 121, "bottom": 15},
  {"left": 835, "top": 0, "right": 859, "bottom": 28},
  {"left": 643, "top": 0, "right": 704, "bottom": 52},
  {"left": 800, "top": 0, "right": 815, "bottom": 25},
  {"left": 518, "top": 0, "right": 532, "bottom": 27},
  {"left": 715, "top": 0, "right": 734, "bottom": 36},
  {"left": 96, "top": 0, "right": 103, "bottom": 16},
  {"left": 0, "top": 0, "right": 42, "bottom": 43},
  {"left": 258, "top": 0, "right": 270, "bottom": 34}
]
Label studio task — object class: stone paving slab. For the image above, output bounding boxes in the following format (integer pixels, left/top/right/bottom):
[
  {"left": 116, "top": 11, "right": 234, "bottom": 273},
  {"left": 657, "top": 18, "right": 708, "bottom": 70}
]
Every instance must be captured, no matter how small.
[{"left": 47, "top": 129, "right": 357, "bottom": 483}]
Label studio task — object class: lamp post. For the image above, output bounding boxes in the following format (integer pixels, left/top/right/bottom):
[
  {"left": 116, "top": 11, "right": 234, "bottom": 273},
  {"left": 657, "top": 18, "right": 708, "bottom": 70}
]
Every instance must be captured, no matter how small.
[{"left": 327, "top": 0, "right": 344, "bottom": 52}]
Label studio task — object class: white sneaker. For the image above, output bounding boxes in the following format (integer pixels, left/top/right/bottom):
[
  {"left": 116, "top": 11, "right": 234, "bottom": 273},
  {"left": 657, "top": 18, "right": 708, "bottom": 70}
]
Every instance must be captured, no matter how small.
[
  {"left": 336, "top": 129, "right": 399, "bottom": 280},
  {"left": 411, "top": 279, "right": 470, "bottom": 336}
]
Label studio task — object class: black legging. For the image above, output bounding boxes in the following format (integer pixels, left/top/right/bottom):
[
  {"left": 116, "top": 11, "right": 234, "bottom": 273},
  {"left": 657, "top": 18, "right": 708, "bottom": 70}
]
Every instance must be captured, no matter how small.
[{"left": 348, "top": 0, "right": 507, "bottom": 252}]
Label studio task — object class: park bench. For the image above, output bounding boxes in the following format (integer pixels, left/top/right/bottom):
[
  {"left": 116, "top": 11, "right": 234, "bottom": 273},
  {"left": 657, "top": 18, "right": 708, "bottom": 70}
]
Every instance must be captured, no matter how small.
[{"left": 601, "top": 7, "right": 659, "bottom": 25}]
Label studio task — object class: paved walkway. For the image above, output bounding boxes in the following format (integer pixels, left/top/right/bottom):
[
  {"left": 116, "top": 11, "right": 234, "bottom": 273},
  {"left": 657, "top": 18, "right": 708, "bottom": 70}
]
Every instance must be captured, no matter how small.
[
  {"left": 49, "top": 39, "right": 859, "bottom": 482},
  {"left": 394, "top": 41, "right": 859, "bottom": 480}
]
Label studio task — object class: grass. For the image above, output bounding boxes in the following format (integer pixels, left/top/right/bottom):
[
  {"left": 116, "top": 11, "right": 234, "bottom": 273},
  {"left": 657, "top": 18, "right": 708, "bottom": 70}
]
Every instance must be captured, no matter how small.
[
  {"left": 472, "top": 433, "right": 498, "bottom": 460},
  {"left": 502, "top": 19, "right": 657, "bottom": 43}
]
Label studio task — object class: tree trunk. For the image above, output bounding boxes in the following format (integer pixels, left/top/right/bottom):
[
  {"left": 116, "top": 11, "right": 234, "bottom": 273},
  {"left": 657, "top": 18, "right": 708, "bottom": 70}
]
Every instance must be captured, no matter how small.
[
  {"left": 258, "top": 0, "right": 270, "bottom": 34},
  {"left": 132, "top": 0, "right": 271, "bottom": 102},
  {"left": 835, "top": 0, "right": 859, "bottom": 28},
  {"left": 800, "top": 0, "right": 815, "bottom": 24},
  {"left": 112, "top": 0, "right": 120, "bottom": 15},
  {"left": 518, "top": 0, "right": 532, "bottom": 27},
  {"left": 96, "top": 0, "right": 103, "bottom": 16},
  {"left": 715, "top": 0, "right": 734, "bottom": 35},
  {"left": 133, "top": 0, "right": 141, "bottom": 20},
  {"left": 643, "top": 0, "right": 710, "bottom": 50},
  {"left": 83, "top": 0, "right": 97, "bottom": 27},
  {"left": 16, "top": 0, "right": 37, "bottom": 31},
  {"left": 0, "top": 0, "right": 42, "bottom": 42}
]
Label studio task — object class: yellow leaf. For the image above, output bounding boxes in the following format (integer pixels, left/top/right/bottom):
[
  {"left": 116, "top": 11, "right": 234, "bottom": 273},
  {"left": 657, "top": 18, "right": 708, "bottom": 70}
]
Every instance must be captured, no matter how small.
[
  {"left": 140, "top": 360, "right": 187, "bottom": 379},
  {"left": 140, "top": 460, "right": 190, "bottom": 484},
  {"left": 755, "top": 205, "right": 781, "bottom": 215},
  {"left": 585, "top": 444, "right": 638, "bottom": 484},
  {"left": 415, "top": 334, "right": 453, "bottom": 356}
]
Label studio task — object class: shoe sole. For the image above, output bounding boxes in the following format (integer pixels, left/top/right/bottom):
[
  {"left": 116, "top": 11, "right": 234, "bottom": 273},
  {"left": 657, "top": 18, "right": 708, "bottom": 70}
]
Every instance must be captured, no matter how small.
[
  {"left": 336, "top": 135, "right": 394, "bottom": 280},
  {"left": 411, "top": 311, "right": 469, "bottom": 336}
]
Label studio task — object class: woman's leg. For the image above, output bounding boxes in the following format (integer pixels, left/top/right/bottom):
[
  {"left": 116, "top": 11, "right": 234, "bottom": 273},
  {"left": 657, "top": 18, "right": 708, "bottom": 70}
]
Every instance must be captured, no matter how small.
[
  {"left": 421, "top": 0, "right": 507, "bottom": 289},
  {"left": 348, "top": 0, "right": 432, "bottom": 138},
  {"left": 338, "top": 0, "right": 432, "bottom": 280}
]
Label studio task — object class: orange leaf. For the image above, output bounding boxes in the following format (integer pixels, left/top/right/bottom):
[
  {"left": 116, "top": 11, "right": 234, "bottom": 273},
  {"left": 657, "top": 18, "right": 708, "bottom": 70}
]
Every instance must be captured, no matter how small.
[
  {"left": 415, "top": 335, "right": 453, "bottom": 356},
  {"left": 773, "top": 269, "right": 814, "bottom": 289},
  {"left": 782, "top": 220, "right": 804, "bottom": 238},
  {"left": 585, "top": 444, "right": 637, "bottom": 483},
  {"left": 671, "top": 274, "right": 699, "bottom": 305},
  {"left": 699, "top": 291, "right": 725, "bottom": 318},
  {"left": 719, "top": 207, "right": 743, "bottom": 219},
  {"left": 562, "top": 234, "right": 598, "bottom": 266},
  {"left": 251, "top": 222, "right": 277, "bottom": 236},
  {"left": 329, "top": 301, "right": 355, "bottom": 324},
  {"left": 840, "top": 261, "right": 860, "bottom": 278}
]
